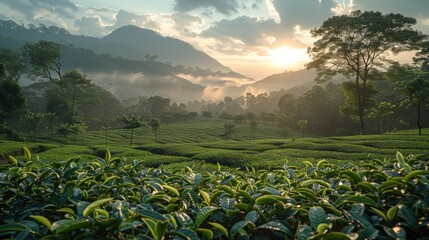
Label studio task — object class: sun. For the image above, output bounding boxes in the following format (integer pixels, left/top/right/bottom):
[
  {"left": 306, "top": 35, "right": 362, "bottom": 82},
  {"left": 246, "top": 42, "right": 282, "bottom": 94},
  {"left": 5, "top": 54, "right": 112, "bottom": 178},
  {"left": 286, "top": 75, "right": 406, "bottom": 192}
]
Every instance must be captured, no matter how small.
[{"left": 269, "top": 46, "right": 309, "bottom": 67}]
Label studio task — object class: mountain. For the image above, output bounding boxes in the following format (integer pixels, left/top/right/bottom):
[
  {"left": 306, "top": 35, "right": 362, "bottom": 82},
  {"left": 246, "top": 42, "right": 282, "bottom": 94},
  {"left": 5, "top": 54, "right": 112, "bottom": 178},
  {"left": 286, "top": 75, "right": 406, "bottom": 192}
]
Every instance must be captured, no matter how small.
[
  {"left": 0, "top": 20, "right": 230, "bottom": 72},
  {"left": 249, "top": 69, "right": 316, "bottom": 92},
  {"left": 104, "top": 25, "right": 230, "bottom": 72},
  {"left": 216, "top": 69, "right": 317, "bottom": 99}
]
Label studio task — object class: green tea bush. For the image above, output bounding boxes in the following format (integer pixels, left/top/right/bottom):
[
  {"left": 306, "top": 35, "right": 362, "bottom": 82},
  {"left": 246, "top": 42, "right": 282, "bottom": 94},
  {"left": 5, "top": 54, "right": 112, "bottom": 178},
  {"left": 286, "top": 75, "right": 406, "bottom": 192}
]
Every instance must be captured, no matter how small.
[
  {"left": 0, "top": 148, "right": 428, "bottom": 239},
  {"left": 144, "top": 144, "right": 208, "bottom": 158},
  {"left": 192, "top": 151, "right": 256, "bottom": 167}
]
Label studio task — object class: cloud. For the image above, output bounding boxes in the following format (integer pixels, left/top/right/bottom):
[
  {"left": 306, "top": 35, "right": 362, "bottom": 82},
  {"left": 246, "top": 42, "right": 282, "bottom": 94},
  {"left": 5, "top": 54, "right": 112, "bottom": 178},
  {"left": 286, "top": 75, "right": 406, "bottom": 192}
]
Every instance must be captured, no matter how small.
[
  {"left": 0, "top": 0, "right": 77, "bottom": 24},
  {"left": 177, "top": 74, "right": 254, "bottom": 87},
  {"left": 201, "top": 15, "right": 307, "bottom": 57},
  {"left": 75, "top": 16, "right": 109, "bottom": 37},
  {"left": 353, "top": 0, "right": 429, "bottom": 17},
  {"left": 174, "top": 0, "right": 240, "bottom": 15},
  {"left": 270, "top": 0, "right": 336, "bottom": 29},
  {"left": 86, "top": 7, "right": 117, "bottom": 24},
  {"left": 202, "top": 16, "right": 279, "bottom": 45},
  {"left": 111, "top": 9, "right": 161, "bottom": 31},
  {"left": 169, "top": 13, "right": 202, "bottom": 36},
  {"left": 265, "top": 0, "right": 280, "bottom": 23},
  {"left": 331, "top": 0, "right": 355, "bottom": 15}
]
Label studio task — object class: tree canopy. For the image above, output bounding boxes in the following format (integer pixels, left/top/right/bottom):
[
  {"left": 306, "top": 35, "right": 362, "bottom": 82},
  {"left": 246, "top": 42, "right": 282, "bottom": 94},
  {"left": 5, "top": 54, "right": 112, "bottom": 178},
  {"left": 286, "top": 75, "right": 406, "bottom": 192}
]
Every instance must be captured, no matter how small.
[
  {"left": 0, "top": 48, "right": 26, "bottom": 82},
  {"left": 22, "top": 40, "right": 62, "bottom": 81},
  {"left": 0, "top": 79, "right": 26, "bottom": 122},
  {"left": 307, "top": 10, "right": 425, "bottom": 134}
]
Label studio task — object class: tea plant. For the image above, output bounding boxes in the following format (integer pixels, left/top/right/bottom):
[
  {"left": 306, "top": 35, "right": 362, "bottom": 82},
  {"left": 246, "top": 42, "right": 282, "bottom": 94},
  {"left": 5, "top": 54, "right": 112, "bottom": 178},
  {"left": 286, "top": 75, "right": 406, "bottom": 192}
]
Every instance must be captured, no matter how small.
[{"left": 0, "top": 148, "right": 428, "bottom": 239}]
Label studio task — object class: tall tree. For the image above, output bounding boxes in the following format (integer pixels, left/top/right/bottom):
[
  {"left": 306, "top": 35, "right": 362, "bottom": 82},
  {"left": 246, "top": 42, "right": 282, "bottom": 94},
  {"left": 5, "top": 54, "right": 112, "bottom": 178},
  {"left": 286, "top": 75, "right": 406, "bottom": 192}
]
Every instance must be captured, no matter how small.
[
  {"left": 278, "top": 94, "right": 298, "bottom": 128},
  {"left": 297, "top": 120, "right": 309, "bottom": 138},
  {"left": 139, "top": 96, "right": 170, "bottom": 118},
  {"left": 297, "top": 85, "right": 337, "bottom": 134},
  {"left": 0, "top": 79, "right": 26, "bottom": 123},
  {"left": 250, "top": 120, "right": 258, "bottom": 140},
  {"left": 399, "top": 75, "right": 429, "bottom": 135},
  {"left": 368, "top": 102, "right": 395, "bottom": 134},
  {"left": 22, "top": 40, "right": 62, "bottom": 82},
  {"left": 149, "top": 118, "right": 161, "bottom": 140},
  {"left": 340, "top": 81, "right": 378, "bottom": 124},
  {"left": 45, "top": 89, "right": 71, "bottom": 123},
  {"left": 117, "top": 115, "right": 146, "bottom": 145},
  {"left": 59, "top": 70, "right": 91, "bottom": 117},
  {"left": 23, "top": 111, "right": 45, "bottom": 141},
  {"left": 387, "top": 42, "right": 429, "bottom": 135},
  {"left": 307, "top": 10, "right": 425, "bottom": 134},
  {"left": 0, "top": 48, "right": 26, "bottom": 82}
]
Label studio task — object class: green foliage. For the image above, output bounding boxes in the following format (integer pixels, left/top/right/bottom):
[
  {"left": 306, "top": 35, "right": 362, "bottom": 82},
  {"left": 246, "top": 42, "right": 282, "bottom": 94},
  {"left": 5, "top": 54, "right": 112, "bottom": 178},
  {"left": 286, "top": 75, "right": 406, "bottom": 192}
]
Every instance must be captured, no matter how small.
[
  {"left": 297, "top": 119, "right": 309, "bottom": 137},
  {"left": 0, "top": 48, "right": 26, "bottom": 82},
  {"left": 201, "top": 110, "right": 213, "bottom": 118},
  {"left": 250, "top": 120, "right": 258, "bottom": 139},
  {"left": 0, "top": 62, "right": 5, "bottom": 80},
  {"left": 0, "top": 149, "right": 428, "bottom": 239},
  {"left": 0, "top": 79, "right": 26, "bottom": 121},
  {"left": 400, "top": 75, "right": 429, "bottom": 135},
  {"left": 340, "top": 81, "right": 378, "bottom": 123},
  {"left": 117, "top": 115, "right": 146, "bottom": 145},
  {"left": 23, "top": 111, "right": 45, "bottom": 140},
  {"left": 57, "top": 122, "right": 87, "bottom": 142},
  {"left": 149, "top": 118, "right": 161, "bottom": 140},
  {"left": 369, "top": 102, "right": 395, "bottom": 134},
  {"left": 59, "top": 70, "right": 91, "bottom": 117},
  {"left": 221, "top": 123, "right": 236, "bottom": 139},
  {"left": 22, "top": 40, "right": 62, "bottom": 81}
]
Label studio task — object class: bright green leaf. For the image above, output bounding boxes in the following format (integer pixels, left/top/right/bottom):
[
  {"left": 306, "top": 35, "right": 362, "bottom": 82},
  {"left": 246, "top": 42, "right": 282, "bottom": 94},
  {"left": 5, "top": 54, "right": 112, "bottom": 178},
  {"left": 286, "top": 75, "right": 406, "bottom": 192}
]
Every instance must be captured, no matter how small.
[
  {"left": 396, "top": 152, "right": 413, "bottom": 173},
  {"left": 30, "top": 215, "right": 52, "bottom": 231},
  {"left": 23, "top": 147, "right": 31, "bottom": 162},
  {"left": 209, "top": 222, "right": 229, "bottom": 238},
  {"left": 82, "top": 198, "right": 113, "bottom": 217},
  {"left": 195, "top": 206, "right": 218, "bottom": 227},
  {"left": 322, "top": 232, "right": 351, "bottom": 240}
]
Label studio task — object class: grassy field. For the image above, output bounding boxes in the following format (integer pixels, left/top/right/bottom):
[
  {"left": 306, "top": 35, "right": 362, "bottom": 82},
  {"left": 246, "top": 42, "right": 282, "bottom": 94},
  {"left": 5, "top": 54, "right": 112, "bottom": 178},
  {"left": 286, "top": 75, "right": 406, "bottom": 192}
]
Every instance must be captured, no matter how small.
[{"left": 0, "top": 119, "right": 428, "bottom": 168}]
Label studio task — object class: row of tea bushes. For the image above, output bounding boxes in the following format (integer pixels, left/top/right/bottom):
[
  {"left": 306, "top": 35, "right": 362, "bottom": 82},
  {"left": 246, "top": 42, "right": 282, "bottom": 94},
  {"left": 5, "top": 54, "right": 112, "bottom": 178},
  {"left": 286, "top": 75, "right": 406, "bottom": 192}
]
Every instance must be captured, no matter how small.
[{"left": 0, "top": 148, "right": 428, "bottom": 239}]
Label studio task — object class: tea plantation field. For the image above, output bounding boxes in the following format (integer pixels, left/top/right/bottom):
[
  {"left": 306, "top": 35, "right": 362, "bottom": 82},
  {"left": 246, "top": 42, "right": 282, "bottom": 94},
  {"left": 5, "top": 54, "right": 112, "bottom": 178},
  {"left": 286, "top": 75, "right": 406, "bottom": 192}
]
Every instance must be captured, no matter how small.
[
  {"left": 0, "top": 121, "right": 429, "bottom": 239},
  {"left": 0, "top": 120, "right": 428, "bottom": 169}
]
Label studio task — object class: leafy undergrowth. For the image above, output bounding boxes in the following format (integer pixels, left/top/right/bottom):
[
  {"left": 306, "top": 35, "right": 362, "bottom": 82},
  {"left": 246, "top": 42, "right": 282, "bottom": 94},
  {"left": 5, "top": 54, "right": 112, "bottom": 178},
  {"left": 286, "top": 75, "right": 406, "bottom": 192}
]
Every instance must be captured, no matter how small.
[
  {"left": 0, "top": 140, "right": 56, "bottom": 163},
  {"left": 0, "top": 149, "right": 428, "bottom": 239}
]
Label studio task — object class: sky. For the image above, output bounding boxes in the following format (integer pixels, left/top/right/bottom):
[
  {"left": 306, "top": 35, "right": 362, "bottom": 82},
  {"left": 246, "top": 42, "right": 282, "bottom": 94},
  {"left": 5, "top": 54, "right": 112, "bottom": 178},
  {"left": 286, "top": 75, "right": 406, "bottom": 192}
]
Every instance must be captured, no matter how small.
[{"left": 1, "top": 0, "right": 429, "bottom": 80}]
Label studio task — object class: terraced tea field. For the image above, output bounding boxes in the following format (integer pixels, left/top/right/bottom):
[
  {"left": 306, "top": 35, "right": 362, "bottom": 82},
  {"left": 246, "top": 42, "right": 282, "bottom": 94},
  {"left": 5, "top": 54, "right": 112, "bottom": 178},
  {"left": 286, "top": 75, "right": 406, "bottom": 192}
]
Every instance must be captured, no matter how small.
[{"left": 1, "top": 120, "right": 428, "bottom": 169}]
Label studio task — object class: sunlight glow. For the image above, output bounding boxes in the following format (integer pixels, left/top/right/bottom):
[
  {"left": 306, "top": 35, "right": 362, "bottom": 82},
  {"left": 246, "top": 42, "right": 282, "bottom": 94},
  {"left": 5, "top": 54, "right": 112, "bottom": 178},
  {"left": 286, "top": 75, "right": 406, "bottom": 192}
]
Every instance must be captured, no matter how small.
[{"left": 269, "top": 47, "right": 309, "bottom": 67}]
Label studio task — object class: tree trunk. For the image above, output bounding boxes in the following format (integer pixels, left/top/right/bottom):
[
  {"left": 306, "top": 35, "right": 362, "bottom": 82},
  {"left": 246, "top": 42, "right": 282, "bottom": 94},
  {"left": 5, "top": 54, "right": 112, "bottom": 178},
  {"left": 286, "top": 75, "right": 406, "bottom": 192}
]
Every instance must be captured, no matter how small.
[
  {"left": 417, "top": 101, "right": 422, "bottom": 136},
  {"left": 360, "top": 77, "right": 368, "bottom": 135},
  {"left": 377, "top": 121, "right": 380, "bottom": 134},
  {"left": 356, "top": 79, "right": 365, "bottom": 135},
  {"left": 72, "top": 86, "right": 76, "bottom": 117}
]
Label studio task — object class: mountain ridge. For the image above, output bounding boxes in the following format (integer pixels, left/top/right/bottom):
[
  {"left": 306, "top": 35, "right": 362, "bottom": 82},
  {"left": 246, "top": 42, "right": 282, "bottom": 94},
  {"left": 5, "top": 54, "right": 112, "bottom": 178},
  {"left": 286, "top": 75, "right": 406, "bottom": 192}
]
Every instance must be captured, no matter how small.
[
  {"left": 0, "top": 19, "right": 230, "bottom": 73},
  {"left": 104, "top": 25, "right": 231, "bottom": 72}
]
